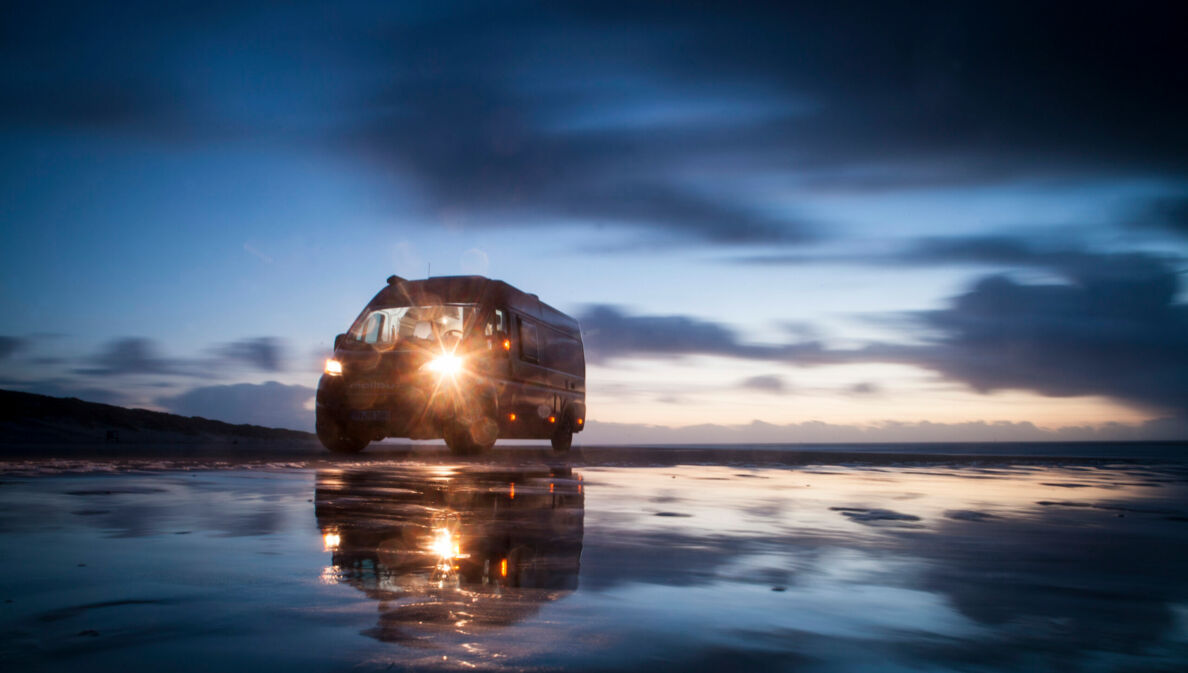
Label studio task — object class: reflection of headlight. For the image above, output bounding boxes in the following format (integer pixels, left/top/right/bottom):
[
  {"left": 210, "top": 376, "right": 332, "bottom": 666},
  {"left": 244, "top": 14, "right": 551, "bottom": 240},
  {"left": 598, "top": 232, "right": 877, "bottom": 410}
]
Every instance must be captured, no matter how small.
[
  {"left": 323, "top": 531, "right": 341, "bottom": 551},
  {"left": 430, "top": 528, "right": 458, "bottom": 560},
  {"left": 324, "top": 359, "right": 343, "bottom": 376},
  {"left": 424, "top": 354, "right": 462, "bottom": 376}
]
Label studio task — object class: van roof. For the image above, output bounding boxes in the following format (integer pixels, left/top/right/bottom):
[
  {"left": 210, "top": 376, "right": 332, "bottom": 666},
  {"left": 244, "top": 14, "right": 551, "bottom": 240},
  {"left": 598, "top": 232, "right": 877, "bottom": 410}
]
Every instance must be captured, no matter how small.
[{"left": 367, "top": 275, "right": 580, "bottom": 334}]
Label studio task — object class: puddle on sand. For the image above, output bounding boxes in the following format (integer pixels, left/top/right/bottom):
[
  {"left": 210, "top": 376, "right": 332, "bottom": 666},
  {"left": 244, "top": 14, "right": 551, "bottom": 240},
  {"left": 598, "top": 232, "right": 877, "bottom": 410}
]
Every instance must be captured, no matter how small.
[{"left": 0, "top": 461, "right": 1186, "bottom": 672}]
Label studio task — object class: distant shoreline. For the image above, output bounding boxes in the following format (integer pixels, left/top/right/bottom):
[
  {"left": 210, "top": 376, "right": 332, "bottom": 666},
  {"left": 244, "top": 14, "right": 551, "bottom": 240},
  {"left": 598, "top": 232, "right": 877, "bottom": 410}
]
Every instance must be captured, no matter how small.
[
  {"left": 2, "top": 441, "right": 1184, "bottom": 471},
  {"left": 2, "top": 389, "right": 1183, "bottom": 466}
]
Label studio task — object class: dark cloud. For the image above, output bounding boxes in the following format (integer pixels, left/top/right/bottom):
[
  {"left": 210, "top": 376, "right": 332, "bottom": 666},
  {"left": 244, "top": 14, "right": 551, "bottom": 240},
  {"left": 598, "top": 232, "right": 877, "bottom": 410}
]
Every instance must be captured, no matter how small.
[
  {"left": 578, "top": 304, "right": 828, "bottom": 364},
  {"left": 0, "top": 2, "right": 217, "bottom": 134},
  {"left": 822, "top": 247, "right": 1188, "bottom": 415},
  {"left": 343, "top": 77, "right": 817, "bottom": 245},
  {"left": 158, "top": 381, "right": 315, "bottom": 431},
  {"left": 1131, "top": 195, "right": 1188, "bottom": 237},
  {"left": 214, "top": 337, "right": 286, "bottom": 372},
  {"left": 898, "top": 262, "right": 1188, "bottom": 415},
  {"left": 583, "top": 246, "right": 1188, "bottom": 417},
  {"left": 74, "top": 337, "right": 195, "bottom": 377},
  {"left": 582, "top": 417, "right": 1188, "bottom": 444},
  {"left": 7, "top": 3, "right": 1186, "bottom": 244},
  {"left": 340, "top": 2, "right": 1188, "bottom": 194},
  {"left": 0, "top": 336, "right": 25, "bottom": 359},
  {"left": 739, "top": 375, "right": 787, "bottom": 394},
  {"left": 896, "top": 237, "right": 1185, "bottom": 288},
  {"left": 70, "top": 336, "right": 292, "bottom": 378},
  {"left": 848, "top": 382, "right": 880, "bottom": 395},
  {"left": 735, "top": 233, "right": 1186, "bottom": 271}
]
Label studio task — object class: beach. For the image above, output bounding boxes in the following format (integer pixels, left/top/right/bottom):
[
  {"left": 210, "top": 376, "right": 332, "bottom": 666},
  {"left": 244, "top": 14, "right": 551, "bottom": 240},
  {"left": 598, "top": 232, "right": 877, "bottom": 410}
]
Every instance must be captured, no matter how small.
[{"left": 1, "top": 444, "right": 1186, "bottom": 671}]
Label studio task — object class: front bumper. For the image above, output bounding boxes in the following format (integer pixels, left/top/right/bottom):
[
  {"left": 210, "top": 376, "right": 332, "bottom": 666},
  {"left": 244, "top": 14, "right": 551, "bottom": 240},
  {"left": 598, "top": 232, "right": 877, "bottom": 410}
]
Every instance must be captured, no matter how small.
[{"left": 317, "top": 373, "right": 490, "bottom": 439}]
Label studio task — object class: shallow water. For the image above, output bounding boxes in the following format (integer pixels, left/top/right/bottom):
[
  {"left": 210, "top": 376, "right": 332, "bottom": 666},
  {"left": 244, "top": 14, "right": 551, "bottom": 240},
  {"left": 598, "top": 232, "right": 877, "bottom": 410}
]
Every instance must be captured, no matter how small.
[{"left": 1, "top": 460, "right": 1187, "bottom": 672}]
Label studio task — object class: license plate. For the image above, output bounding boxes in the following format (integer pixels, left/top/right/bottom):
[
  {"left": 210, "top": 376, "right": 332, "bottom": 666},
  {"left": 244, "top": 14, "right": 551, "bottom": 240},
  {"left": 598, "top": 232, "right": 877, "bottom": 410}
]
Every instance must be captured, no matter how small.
[{"left": 350, "top": 409, "right": 390, "bottom": 422}]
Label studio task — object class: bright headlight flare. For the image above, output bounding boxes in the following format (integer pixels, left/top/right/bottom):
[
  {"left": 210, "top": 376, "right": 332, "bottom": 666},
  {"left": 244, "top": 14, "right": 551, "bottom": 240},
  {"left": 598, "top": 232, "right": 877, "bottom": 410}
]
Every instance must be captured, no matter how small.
[
  {"left": 425, "top": 353, "right": 463, "bottom": 376},
  {"left": 324, "top": 359, "right": 343, "bottom": 376}
]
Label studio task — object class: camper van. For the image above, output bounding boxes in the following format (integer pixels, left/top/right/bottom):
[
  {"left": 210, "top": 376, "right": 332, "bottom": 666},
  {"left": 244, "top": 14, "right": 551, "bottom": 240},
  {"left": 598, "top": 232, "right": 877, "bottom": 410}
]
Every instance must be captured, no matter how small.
[{"left": 316, "top": 275, "right": 586, "bottom": 454}]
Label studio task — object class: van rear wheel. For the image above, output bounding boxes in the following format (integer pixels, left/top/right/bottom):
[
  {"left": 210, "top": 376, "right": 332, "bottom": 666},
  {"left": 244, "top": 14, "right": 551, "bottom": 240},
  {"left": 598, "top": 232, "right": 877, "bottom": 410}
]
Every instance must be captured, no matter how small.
[{"left": 550, "top": 421, "right": 573, "bottom": 452}]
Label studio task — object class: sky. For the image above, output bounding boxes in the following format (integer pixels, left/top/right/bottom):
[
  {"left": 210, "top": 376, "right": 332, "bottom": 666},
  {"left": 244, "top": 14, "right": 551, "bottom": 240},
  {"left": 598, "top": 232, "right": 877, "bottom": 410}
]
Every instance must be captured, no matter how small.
[{"left": 1, "top": 1, "right": 1186, "bottom": 442}]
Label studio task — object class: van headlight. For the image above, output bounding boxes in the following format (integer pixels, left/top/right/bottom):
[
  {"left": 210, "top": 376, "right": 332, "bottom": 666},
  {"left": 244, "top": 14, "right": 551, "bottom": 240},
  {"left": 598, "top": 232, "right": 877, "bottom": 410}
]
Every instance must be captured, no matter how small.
[
  {"left": 324, "top": 359, "right": 343, "bottom": 376},
  {"left": 424, "top": 354, "right": 463, "bottom": 376}
]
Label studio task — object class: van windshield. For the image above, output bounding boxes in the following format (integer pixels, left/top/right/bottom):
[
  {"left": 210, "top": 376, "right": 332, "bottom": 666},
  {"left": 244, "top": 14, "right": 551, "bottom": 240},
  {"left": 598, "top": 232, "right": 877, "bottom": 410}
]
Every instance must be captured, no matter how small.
[{"left": 349, "top": 304, "right": 478, "bottom": 347}]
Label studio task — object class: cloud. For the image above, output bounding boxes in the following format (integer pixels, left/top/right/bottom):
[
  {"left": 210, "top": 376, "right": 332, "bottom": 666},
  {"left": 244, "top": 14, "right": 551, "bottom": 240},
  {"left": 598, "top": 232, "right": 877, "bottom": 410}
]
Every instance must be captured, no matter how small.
[
  {"left": 793, "top": 246, "right": 1188, "bottom": 415},
  {"left": 0, "top": 336, "right": 25, "bottom": 359},
  {"left": 848, "top": 382, "right": 880, "bottom": 396},
  {"left": 898, "top": 262, "right": 1188, "bottom": 415},
  {"left": 578, "top": 304, "right": 828, "bottom": 364},
  {"left": 584, "top": 245, "right": 1188, "bottom": 417},
  {"left": 74, "top": 337, "right": 195, "bottom": 377},
  {"left": 734, "top": 232, "right": 1186, "bottom": 272},
  {"left": 895, "top": 238, "right": 1184, "bottom": 286},
  {"left": 70, "top": 336, "right": 292, "bottom": 378},
  {"left": 341, "top": 75, "right": 817, "bottom": 245},
  {"left": 739, "top": 375, "right": 787, "bottom": 394},
  {"left": 10, "top": 3, "right": 1185, "bottom": 246},
  {"left": 316, "top": 3, "right": 1188, "bottom": 195},
  {"left": 581, "top": 417, "right": 1188, "bottom": 444},
  {"left": 214, "top": 337, "right": 286, "bottom": 372},
  {"left": 158, "top": 381, "right": 315, "bottom": 431},
  {"left": 1131, "top": 195, "right": 1188, "bottom": 237}
]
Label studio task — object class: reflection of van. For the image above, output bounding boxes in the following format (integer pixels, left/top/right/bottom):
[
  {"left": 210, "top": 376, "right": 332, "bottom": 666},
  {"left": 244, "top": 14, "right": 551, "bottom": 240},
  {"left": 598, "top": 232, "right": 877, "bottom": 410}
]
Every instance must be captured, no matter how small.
[
  {"left": 317, "top": 275, "right": 586, "bottom": 454},
  {"left": 314, "top": 465, "right": 584, "bottom": 641}
]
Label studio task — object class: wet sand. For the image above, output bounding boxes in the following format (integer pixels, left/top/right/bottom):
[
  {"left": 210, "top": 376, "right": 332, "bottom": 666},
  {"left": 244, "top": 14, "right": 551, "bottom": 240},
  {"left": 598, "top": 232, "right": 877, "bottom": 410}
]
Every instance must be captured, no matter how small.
[{"left": 1, "top": 445, "right": 1186, "bottom": 671}]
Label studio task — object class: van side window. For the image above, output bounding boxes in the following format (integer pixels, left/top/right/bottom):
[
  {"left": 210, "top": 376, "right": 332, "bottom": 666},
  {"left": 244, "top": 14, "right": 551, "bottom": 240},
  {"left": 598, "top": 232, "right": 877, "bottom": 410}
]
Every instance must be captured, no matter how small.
[
  {"left": 541, "top": 329, "right": 584, "bottom": 376},
  {"left": 486, "top": 309, "right": 506, "bottom": 337},
  {"left": 362, "top": 313, "right": 385, "bottom": 344},
  {"left": 519, "top": 318, "right": 539, "bottom": 363}
]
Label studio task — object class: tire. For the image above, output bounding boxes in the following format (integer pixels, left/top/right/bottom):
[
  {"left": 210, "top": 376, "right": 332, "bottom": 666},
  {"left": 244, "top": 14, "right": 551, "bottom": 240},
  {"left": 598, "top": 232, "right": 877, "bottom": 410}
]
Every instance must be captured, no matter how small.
[
  {"left": 444, "top": 410, "right": 498, "bottom": 456},
  {"left": 444, "top": 423, "right": 478, "bottom": 455},
  {"left": 316, "top": 412, "right": 369, "bottom": 454},
  {"left": 550, "top": 420, "right": 573, "bottom": 452},
  {"left": 444, "top": 394, "right": 498, "bottom": 456}
]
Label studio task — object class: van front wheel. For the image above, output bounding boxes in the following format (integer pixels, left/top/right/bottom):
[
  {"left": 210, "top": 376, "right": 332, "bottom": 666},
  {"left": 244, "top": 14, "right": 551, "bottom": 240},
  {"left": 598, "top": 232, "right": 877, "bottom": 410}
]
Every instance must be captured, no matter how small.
[
  {"left": 316, "top": 413, "right": 369, "bottom": 454},
  {"left": 445, "top": 416, "right": 497, "bottom": 455},
  {"left": 444, "top": 424, "right": 477, "bottom": 455}
]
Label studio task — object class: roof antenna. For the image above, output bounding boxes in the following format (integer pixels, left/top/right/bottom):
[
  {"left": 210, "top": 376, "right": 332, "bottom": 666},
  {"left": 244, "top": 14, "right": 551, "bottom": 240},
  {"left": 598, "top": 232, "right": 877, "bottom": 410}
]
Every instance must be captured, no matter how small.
[{"left": 427, "top": 262, "right": 431, "bottom": 278}]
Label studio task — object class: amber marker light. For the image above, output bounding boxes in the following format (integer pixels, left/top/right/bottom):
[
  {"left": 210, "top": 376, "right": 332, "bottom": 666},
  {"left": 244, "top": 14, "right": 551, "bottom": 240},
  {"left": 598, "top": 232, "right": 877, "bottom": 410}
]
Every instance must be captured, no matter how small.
[
  {"left": 576, "top": 418, "right": 583, "bottom": 426},
  {"left": 508, "top": 413, "right": 516, "bottom": 421},
  {"left": 548, "top": 416, "right": 556, "bottom": 424},
  {"left": 509, "top": 482, "right": 515, "bottom": 499},
  {"left": 500, "top": 558, "right": 508, "bottom": 577},
  {"left": 502, "top": 338, "right": 511, "bottom": 351},
  {"left": 324, "top": 359, "right": 343, "bottom": 376}
]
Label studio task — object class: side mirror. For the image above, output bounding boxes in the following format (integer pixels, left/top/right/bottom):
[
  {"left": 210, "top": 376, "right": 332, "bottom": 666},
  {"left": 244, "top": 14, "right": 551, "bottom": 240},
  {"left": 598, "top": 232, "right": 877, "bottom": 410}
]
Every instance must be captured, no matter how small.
[{"left": 333, "top": 333, "right": 347, "bottom": 350}]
